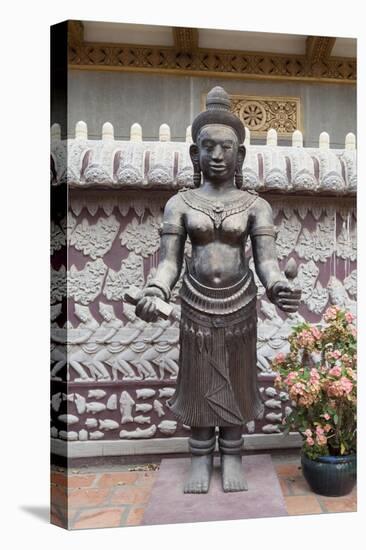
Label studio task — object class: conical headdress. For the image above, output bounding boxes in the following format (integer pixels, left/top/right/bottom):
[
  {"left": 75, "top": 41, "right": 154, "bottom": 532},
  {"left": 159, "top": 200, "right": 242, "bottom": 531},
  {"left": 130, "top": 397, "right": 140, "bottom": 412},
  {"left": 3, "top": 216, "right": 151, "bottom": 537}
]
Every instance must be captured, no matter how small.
[{"left": 191, "top": 86, "right": 245, "bottom": 144}]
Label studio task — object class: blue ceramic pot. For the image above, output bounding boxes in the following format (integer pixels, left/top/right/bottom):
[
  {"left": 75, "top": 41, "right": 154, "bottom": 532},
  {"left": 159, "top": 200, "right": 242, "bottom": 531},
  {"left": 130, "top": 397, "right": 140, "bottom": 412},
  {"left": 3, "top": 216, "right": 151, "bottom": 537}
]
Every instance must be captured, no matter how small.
[{"left": 301, "top": 452, "right": 356, "bottom": 496}]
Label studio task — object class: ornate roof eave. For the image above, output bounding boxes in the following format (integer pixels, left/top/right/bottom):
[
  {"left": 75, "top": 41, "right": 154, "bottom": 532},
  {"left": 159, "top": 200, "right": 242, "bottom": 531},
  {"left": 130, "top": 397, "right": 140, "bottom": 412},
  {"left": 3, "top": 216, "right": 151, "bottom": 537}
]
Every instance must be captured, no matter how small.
[
  {"left": 68, "top": 42, "right": 356, "bottom": 85},
  {"left": 51, "top": 124, "right": 357, "bottom": 196}
]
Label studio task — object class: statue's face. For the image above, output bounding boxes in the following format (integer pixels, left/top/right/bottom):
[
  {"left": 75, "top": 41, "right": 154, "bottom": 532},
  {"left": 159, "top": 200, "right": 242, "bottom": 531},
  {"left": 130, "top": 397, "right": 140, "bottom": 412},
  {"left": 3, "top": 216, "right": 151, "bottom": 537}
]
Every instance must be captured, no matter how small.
[{"left": 198, "top": 125, "right": 238, "bottom": 181}]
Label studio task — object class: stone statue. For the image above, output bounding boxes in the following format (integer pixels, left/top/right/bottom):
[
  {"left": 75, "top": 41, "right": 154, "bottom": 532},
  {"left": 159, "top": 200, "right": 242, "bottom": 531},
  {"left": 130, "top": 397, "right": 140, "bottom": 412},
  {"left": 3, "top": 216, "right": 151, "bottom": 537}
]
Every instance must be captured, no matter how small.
[{"left": 133, "top": 87, "right": 301, "bottom": 493}]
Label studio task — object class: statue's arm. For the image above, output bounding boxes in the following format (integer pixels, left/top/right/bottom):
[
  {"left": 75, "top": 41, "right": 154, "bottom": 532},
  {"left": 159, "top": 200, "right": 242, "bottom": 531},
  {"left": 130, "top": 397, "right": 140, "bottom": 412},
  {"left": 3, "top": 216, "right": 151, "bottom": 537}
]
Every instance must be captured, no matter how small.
[
  {"left": 250, "top": 198, "right": 300, "bottom": 312},
  {"left": 135, "top": 195, "right": 186, "bottom": 321},
  {"left": 250, "top": 198, "right": 285, "bottom": 288},
  {"left": 150, "top": 194, "right": 187, "bottom": 294}
]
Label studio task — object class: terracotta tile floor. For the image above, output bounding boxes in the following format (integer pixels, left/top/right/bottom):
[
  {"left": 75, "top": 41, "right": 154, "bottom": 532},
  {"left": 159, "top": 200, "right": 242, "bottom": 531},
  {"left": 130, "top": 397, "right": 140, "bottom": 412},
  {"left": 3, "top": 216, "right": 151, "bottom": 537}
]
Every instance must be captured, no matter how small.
[{"left": 50, "top": 455, "right": 357, "bottom": 530}]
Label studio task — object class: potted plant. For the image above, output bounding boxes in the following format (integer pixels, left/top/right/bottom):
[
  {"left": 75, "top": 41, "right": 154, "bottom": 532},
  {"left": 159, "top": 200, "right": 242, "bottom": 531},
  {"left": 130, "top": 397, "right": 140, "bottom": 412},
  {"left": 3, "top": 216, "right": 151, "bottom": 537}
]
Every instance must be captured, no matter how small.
[{"left": 273, "top": 306, "right": 357, "bottom": 497}]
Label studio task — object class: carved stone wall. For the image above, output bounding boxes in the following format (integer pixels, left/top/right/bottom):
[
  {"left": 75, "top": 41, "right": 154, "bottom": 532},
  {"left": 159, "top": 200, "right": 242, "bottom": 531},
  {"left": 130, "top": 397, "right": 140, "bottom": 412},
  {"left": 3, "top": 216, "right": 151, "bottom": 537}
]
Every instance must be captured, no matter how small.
[{"left": 51, "top": 130, "right": 357, "bottom": 459}]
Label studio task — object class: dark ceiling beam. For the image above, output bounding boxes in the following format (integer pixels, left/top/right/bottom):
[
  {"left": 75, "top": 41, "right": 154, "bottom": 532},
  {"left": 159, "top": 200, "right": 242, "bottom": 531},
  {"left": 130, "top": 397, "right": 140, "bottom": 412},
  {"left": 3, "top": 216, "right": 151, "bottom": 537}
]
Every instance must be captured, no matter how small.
[
  {"left": 172, "top": 27, "right": 199, "bottom": 53},
  {"left": 306, "top": 36, "right": 337, "bottom": 64},
  {"left": 68, "top": 20, "right": 84, "bottom": 49}
]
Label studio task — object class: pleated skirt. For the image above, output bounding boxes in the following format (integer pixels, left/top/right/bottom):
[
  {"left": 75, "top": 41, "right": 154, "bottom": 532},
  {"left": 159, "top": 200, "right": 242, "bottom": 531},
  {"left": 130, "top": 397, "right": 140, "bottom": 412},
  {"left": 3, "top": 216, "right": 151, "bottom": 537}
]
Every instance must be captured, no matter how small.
[{"left": 166, "top": 270, "right": 264, "bottom": 427}]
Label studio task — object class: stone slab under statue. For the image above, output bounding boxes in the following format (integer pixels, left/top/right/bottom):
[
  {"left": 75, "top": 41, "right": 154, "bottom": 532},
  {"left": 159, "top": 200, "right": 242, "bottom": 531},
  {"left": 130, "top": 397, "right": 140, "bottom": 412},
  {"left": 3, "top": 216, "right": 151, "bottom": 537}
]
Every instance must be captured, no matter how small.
[{"left": 142, "top": 455, "right": 288, "bottom": 525}]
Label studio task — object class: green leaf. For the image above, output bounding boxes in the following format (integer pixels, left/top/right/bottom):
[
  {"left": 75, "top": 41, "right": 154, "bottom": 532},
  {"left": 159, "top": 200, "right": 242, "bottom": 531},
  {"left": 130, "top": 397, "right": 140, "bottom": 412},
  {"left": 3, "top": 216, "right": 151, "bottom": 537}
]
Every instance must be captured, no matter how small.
[{"left": 334, "top": 414, "right": 339, "bottom": 425}]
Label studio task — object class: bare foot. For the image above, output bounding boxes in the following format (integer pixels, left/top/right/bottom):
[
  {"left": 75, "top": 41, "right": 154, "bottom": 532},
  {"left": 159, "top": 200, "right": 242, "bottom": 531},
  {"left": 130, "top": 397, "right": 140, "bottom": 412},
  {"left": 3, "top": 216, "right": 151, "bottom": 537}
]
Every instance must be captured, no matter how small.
[
  {"left": 221, "top": 454, "right": 248, "bottom": 492},
  {"left": 184, "top": 455, "right": 213, "bottom": 494}
]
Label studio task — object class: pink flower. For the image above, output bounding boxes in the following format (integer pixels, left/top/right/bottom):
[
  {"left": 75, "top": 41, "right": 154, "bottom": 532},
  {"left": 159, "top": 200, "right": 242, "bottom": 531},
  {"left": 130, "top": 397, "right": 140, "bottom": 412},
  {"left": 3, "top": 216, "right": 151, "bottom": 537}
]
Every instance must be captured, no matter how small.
[
  {"left": 346, "top": 368, "right": 356, "bottom": 381},
  {"left": 304, "top": 429, "right": 312, "bottom": 437},
  {"left": 329, "top": 366, "right": 342, "bottom": 377},
  {"left": 274, "top": 352, "right": 286, "bottom": 364},
  {"left": 291, "top": 382, "right": 306, "bottom": 395},
  {"left": 316, "top": 434, "right": 327, "bottom": 446},
  {"left": 285, "top": 372, "right": 298, "bottom": 386},
  {"left": 324, "top": 306, "right": 340, "bottom": 322},
  {"left": 341, "top": 354, "right": 353, "bottom": 368},
  {"left": 332, "top": 350, "right": 342, "bottom": 359},
  {"left": 326, "top": 381, "right": 344, "bottom": 397},
  {"left": 306, "top": 437, "right": 315, "bottom": 446},
  {"left": 345, "top": 311, "right": 354, "bottom": 323},
  {"left": 322, "top": 413, "right": 330, "bottom": 420},
  {"left": 326, "top": 377, "right": 353, "bottom": 397},
  {"left": 316, "top": 426, "right": 324, "bottom": 436},
  {"left": 297, "top": 330, "right": 315, "bottom": 348},
  {"left": 310, "top": 326, "right": 322, "bottom": 340},
  {"left": 340, "top": 377, "right": 353, "bottom": 394},
  {"left": 310, "top": 368, "right": 320, "bottom": 383}
]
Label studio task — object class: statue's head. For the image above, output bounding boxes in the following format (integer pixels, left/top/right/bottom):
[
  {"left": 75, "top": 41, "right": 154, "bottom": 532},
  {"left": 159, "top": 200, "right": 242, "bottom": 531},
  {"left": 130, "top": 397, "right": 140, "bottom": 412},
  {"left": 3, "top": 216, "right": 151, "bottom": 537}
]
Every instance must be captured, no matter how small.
[
  {"left": 99, "top": 302, "right": 115, "bottom": 322},
  {"left": 190, "top": 86, "right": 246, "bottom": 188}
]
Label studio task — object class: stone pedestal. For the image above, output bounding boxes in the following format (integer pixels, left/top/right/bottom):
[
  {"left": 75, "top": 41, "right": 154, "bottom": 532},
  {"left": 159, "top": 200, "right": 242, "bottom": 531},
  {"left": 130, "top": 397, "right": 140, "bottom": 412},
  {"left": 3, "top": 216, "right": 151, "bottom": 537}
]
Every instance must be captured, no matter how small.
[{"left": 142, "top": 454, "right": 287, "bottom": 526}]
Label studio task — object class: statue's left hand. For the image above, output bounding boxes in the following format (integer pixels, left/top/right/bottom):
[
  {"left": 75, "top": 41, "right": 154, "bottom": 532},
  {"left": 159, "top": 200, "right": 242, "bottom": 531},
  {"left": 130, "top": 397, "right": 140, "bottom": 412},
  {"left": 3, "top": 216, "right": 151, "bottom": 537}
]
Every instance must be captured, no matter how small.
[{"left": 269, "top": 281, "right": 301, "bottom": 313}]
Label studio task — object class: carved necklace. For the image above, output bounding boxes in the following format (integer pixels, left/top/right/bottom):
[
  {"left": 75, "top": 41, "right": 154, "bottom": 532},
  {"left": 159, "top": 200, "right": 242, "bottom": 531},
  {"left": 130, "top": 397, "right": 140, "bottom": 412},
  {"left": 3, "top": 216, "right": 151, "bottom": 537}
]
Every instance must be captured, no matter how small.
[{"left": 179, "top": 189, "right": 258, "bottom": 229}]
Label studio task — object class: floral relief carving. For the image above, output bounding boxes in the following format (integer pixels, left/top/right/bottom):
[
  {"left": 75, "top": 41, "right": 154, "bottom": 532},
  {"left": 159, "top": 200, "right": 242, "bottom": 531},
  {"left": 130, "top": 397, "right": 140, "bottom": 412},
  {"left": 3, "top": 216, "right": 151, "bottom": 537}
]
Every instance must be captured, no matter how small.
[
  {"left": 296, "top": 260, "right": 319, "bottom": 302},
  {"left": 344, "top": 270, "right": 357, "bottom": 297},
  {"left": 120, "top": 215, "right": 162, "bottom": 258},
  {"left": 103, "top": 252, "right": 145, "bottom": 300},
  {"left": 117, "top": 164, "right": 143, "bottom": 186},
  {"left": 147, "top": 165, "right": 174, "bottom": 187},
  {"left": 231, "top": 96, "right": 300, "bottom": 137},
  {"left": 69, "top": 214, "right": 120, "bottom": 259},
  {"left": 51, "top": 265, "right": 67, "bottom": 303},
  {"left": 306, "top": 281, "right": 329, "bottom": 314},
  {"left": 68, "top": 258, "right": 108, "bottom": 305},
  {"left": 295, "top": 216, "right": 335, "bottom": 262},
  {"left": 84, "top": 163, "right": 114, "bottom": 185},
  {"left": 336, "top": 225, "right": 357, "bottom": 261},
  {"left": 51, "top": 219, "right": 67, "bottom": 254},
  {"left": 316, "top": 151, "right": 345, "bottom": 192},
  {"left": 275, "top": 215, "right": 301, "bottom": 259}
]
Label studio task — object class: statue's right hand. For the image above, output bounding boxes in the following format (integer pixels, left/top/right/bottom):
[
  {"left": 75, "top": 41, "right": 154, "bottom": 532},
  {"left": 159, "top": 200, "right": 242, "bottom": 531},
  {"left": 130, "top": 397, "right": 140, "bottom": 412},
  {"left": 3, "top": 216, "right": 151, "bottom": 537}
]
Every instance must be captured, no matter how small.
[{"left": 135, "top": 287, "right": 165, "bottom": 322}]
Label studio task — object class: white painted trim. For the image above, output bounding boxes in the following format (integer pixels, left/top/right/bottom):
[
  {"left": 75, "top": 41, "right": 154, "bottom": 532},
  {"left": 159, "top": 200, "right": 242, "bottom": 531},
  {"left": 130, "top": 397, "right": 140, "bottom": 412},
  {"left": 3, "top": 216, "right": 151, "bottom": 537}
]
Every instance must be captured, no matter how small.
[{"left": 51, "top": 433, "right": 302, "bottom": 458}]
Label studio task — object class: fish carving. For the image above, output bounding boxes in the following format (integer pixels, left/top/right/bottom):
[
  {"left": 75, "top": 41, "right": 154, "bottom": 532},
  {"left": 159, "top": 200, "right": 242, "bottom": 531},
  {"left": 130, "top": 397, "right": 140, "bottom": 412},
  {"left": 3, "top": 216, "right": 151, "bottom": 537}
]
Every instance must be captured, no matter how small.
[{"left": 120, "top": 391, "right": 135, "bottom": 424}]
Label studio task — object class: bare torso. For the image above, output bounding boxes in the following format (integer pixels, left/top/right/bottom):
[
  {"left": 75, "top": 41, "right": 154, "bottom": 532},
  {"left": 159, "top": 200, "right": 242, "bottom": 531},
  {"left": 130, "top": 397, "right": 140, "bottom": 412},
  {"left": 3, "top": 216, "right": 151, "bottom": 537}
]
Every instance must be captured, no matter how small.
[{"left": 181, "top": 189, "right": 253, "bottom": 287}]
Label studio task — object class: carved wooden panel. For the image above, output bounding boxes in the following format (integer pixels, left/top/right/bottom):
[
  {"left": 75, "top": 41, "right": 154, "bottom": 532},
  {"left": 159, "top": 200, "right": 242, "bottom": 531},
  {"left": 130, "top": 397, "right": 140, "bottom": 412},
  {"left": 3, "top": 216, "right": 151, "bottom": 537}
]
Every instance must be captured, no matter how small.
[{"left": 229, "top": 95, "right": 301, "bottom": 138}]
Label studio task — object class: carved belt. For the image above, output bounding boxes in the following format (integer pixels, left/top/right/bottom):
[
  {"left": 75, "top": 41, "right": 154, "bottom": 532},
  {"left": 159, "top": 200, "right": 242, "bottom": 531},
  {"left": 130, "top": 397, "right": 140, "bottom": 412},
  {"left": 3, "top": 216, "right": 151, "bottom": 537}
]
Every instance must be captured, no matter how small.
[
  {"left": 180, "top": 268, "right": 257, "bottom": 317},
  {"left": 181, "top": 298, "right": 256, "bottom": 329}
]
